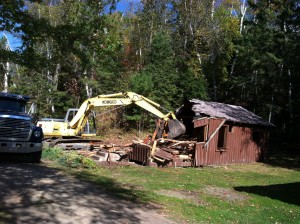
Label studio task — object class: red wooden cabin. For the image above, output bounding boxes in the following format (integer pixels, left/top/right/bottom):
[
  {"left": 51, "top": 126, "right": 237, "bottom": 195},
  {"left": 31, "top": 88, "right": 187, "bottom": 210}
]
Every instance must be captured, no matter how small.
[{"left": 176, "top": 100, "right": 274, "bottom": 166}]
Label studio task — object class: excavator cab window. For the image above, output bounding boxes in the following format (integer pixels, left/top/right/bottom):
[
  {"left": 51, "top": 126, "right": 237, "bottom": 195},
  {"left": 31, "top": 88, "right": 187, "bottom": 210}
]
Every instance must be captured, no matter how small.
[
  {"left": 65, "top": 108, "right": 96, "bottom": 135},
  {"left": 65, "top": 109, "right": 78, "bottom": 122},
  {"left": 83, "top": 112, "right": 96, "bottom": 134}
]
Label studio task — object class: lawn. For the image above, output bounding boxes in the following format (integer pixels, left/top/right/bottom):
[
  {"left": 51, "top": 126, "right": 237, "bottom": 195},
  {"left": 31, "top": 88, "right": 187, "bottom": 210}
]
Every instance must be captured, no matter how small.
[{"left": 43, "top": 148, "right": 300, "bottom": 224}]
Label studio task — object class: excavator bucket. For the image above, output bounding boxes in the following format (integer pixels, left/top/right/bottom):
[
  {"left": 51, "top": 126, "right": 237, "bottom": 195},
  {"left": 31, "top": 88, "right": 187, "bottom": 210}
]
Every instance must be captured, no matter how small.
[
  {"left": 167, "top": 119, "right": 186, "bottom": 139},
  {"left": 155, "top": 119, "right": 186, "bottom": 139}
]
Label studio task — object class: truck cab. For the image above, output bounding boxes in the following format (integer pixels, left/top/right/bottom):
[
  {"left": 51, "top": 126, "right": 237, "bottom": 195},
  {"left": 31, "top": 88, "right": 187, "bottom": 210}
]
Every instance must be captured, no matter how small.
[{"left": 0, "top": 92, "right": 43, "bottom": 162}]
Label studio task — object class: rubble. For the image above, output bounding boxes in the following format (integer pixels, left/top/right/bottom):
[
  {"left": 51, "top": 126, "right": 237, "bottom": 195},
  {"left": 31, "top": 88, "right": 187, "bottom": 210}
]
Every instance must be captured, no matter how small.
[{"left": 76, "top": 138, "right": 197, "bottom": 168}]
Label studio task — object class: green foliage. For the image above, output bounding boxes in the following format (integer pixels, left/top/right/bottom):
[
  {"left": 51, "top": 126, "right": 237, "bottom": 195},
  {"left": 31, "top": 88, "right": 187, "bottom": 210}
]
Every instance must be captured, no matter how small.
[
  {"left": 142, "top": 32, "right": 179, "bottom": 109},
  {"left": 42, "top": 147, "right": 97, "bottom": 169},
  {"left": 176, "top": 69, "right": 208, "bottom": 101},
  {"left": 42, "top": 147, "right": 63, "bottom": 160},
  {"left": 230, "top": 0, "right": 300, "bottom": 136},
  {"left": 1, "top": 0, "right": 124, "bottom": 117},
  {"left": 201, "top": 3, "right": 240, "bottom": 101},
  {"left": 130, "top": 72, "right": 154, "bottom": 96},
  {"left": 128, "top": 32, "right": 180, "bottom": 129}
]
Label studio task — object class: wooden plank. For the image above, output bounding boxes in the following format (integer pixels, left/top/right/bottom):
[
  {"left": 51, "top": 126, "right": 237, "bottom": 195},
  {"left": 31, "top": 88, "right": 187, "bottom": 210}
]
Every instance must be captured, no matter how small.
[
  {"left": 154, "top": 149, "right": 173, "bottom": 160},
  {"left": 151, "top": 140, "right": 157, "bottom": 156},
  {"left": 203, "top": 119, "right": 226, "bottom": 149},
  {"left": 153, "top": 156, "right": 165, "bottom": 162},
  {"left": 161, "top": 148, "right": 179, "bottom": 154}
]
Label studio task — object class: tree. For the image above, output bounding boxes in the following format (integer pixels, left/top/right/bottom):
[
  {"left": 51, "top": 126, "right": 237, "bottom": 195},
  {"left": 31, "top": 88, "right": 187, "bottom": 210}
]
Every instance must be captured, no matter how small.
[
  {"left": 128, "top": 32, "right": 178, "bottom": 130},
  {"left": 0, "top": 36, "right": 9, "bottom": 92},
  {"left": 228, "top": 0, "right": 300, "bottom": 143},
  {"left": 0, "top": 0, "right": 123, "bottom": 117},
  {"left": 171, "top": 0, "right": 239, "bottom": 101}
]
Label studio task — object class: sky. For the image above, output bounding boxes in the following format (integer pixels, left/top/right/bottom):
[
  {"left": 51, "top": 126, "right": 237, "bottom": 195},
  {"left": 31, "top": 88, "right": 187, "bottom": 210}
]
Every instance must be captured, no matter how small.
[
  {"left": 1, "top": 0, "right": 139, "bottom": 51},
  {"left": 0, "top": 32, "right": 22, "bottom": 51},
  {"left": 116, "top": 0, "right": 133, "bottom": 12}
]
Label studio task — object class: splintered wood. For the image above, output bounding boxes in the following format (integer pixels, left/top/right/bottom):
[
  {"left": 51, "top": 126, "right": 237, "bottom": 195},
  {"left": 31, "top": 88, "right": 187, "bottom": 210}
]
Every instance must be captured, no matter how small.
[
  {"left": 130, "top": 138, "right": 196, "bottom": 167},
  {"left": 76, "top": 138, "right": 196, "bottom": 167},
  {"left": 153, "top": 139, "right": 196, "bottom": 167}
]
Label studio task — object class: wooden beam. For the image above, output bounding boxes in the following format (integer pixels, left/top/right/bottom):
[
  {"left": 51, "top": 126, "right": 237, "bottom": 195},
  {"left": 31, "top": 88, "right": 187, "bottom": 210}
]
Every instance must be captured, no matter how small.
[{"left": 203, "top": 119, "right": 226, "bottom": 149}]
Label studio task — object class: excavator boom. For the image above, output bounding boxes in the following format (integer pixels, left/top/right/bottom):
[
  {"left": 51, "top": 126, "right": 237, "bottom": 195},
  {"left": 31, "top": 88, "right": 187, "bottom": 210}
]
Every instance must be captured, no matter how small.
[{"left": 38, "top": 92, "right": 186, "bottom": 140}]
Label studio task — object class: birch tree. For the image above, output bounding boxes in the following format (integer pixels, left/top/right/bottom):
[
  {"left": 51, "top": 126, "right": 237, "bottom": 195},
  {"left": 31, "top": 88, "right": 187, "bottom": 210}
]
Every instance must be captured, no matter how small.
[{"left": 1, "top": 34, "right": 10, "bottom": 92}]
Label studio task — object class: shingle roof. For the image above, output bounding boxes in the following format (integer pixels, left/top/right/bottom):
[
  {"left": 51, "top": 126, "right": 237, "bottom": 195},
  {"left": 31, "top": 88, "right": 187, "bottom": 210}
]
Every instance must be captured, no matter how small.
[{"left": 177, "top": 99, "right": 274, "bottom": 127}]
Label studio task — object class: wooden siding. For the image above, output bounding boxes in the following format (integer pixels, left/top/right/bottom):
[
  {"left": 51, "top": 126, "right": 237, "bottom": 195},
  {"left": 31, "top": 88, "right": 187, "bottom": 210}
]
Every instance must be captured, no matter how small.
[
  {"left": 129, "top": 144, "right": 151, "bottom": 165},
  {"left": 194, "top": 118, "right": 268, "bottom": 166},
  {"left": 194, "top": 117, "right": 209, "bottom": 128}
]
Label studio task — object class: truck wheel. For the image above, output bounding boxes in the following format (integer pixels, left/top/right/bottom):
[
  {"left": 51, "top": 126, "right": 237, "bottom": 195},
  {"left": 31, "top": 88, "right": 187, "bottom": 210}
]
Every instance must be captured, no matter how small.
[{"left": 29, "top": 151, "right": 42, "bottom": 163}]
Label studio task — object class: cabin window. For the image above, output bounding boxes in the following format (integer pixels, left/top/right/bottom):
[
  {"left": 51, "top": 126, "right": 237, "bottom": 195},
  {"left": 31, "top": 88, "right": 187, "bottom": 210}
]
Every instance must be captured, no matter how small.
[
  {"left": 194, "top": 125, "right": 208, "bottom": 142},
  {"left": 229, "top": 125, "right": 233, "bottom": 132},
  {"left": 217, "top": 126, "right": 228, "bottom": 149}
]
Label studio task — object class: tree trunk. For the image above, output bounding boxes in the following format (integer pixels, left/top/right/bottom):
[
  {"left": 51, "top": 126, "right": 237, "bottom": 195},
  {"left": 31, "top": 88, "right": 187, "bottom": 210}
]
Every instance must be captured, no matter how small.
[
  {"left": 85, "top": 73, "right": 92, "bottom": 99},
  {"left": 53, "top": 63, "right": 60, "bottom": 91},
  {"left": 240, "top": 0, "right": 247, "bottom": 34},
  {"left": 230, "top": 0, "right": 247, "bottom": 77},
  {"left": 268, "top": 94, "right": 274, "bottom": 123},
  {"left": 211, "top": 0, "right": 215, "bottom": 20},
  {"left": 137, "top": 22, "right": 143, "bottom": 67},
  {"left": 3, "top": 61, "right": 9, "bottom": 93},
  {"left": 185, "top": 0, "right": 203, "bottom": 67},
  {"left": 229, "top": 53, "right": 237, "bottom": 77},
  {"left": 149, "top": 15, "right": 154, "bottom": 45},
  {"left": 288, "top": 69, "right": 293, "bottom": 124},
  {"left": 283, "top": 21, "right": 293, "bottom": 126},
  {"left": 3, "top": 33, "right": 11, "bottom": 92}
]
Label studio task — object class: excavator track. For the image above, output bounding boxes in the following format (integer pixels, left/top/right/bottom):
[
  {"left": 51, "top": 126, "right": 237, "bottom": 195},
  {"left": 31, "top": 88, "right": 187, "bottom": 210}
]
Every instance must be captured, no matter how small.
[{"left": 46, "top": 138, "right": 102, "bottom": 150}]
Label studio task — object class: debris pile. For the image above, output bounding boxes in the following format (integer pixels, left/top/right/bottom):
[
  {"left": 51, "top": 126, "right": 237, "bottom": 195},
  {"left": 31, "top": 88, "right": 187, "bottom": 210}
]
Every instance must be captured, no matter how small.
[
  {"left": 78, "top": 143, "right": 132, "bottom": 163},
  {"left": 76, "top": 138, "right": 196, "bottom": 167},
  {"left": 130, "top": 138, "right": 196, "bottom": 167}
]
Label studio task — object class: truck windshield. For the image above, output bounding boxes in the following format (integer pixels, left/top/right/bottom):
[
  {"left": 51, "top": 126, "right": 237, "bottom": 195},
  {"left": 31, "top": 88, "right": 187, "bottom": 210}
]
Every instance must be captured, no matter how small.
[{"left": 0, "top": 99, "right": 26, "bottom": 112}]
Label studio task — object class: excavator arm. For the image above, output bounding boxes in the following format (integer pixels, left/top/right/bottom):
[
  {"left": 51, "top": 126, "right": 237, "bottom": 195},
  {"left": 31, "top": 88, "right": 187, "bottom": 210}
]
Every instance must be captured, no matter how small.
[{"left": 69, "top": 92, "right": 185, "bottom": 139}]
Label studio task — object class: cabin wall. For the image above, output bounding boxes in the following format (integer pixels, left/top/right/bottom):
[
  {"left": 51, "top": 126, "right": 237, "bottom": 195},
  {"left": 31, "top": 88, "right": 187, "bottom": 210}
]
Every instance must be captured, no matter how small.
[{"left": 194, "top": 118, "right": 269, "bottom": 166}]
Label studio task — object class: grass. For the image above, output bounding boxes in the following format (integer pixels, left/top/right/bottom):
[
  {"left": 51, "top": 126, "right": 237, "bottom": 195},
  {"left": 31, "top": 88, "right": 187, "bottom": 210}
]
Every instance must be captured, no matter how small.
[{"left": 42, "top": 148, "right": 300, "bottom": 224}]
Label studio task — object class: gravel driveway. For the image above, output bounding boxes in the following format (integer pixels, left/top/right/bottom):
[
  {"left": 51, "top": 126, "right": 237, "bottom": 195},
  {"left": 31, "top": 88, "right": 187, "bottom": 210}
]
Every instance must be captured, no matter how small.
[{"left": 0, "top": 162, "right": 175, "bottom": 224}]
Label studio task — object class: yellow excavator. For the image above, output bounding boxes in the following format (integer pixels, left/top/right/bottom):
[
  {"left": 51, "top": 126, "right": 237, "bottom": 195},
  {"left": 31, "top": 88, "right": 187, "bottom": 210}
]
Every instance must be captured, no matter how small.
[{"left": 37, "top": 92, "right": 186, "bottom": 149}]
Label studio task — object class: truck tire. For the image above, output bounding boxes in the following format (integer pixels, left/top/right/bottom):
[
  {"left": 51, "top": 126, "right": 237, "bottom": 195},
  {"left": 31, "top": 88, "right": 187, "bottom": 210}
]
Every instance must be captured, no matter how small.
[{"left": 29, "top": 151, "right": 42, "bottom": 163}]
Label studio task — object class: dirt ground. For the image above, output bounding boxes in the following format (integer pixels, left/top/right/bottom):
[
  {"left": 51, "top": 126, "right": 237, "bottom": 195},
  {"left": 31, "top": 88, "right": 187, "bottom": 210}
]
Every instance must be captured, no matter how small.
[{"left": 0, "top": 161, "right": 175, "bottom": 224}]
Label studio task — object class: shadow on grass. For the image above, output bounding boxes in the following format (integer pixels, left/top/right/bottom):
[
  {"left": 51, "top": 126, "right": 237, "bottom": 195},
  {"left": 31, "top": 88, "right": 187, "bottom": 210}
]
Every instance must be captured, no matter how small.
[
  {"left": 72, "top": 169, "right": 154, "bottom": 204},
  {"left": 234, "top": 182, "right": 300, "bottom": 206},
  {"left": 264, "top": 153, "right": 300, "bottom": 170},
  {"left": 42, "top": 148, "right": 158, "bottom": 205},
  {"left": 0, "top": 161, "right": 162, "bottom": 224}
]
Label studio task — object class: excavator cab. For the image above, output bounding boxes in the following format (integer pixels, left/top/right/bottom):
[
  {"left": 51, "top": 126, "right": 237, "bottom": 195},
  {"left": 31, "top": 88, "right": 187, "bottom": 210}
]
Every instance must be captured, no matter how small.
[{"left": 65, "top": 108, "right": 96, "bottom": 136}]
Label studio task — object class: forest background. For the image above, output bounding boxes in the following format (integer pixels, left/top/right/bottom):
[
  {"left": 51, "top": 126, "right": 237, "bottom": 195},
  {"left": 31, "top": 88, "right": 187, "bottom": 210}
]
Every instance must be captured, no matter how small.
[{"left": 0, "top": 0, "right": 299, "bottom": 151}]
